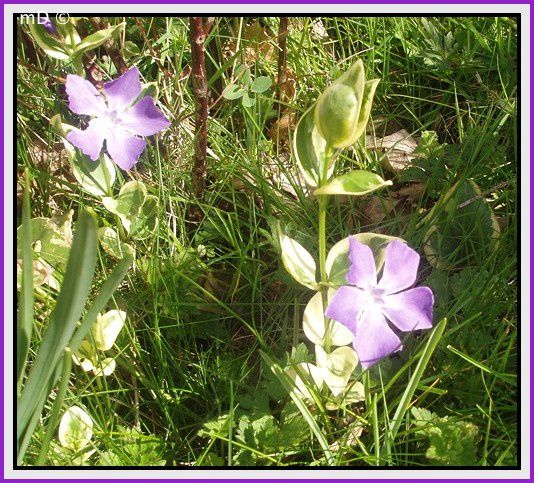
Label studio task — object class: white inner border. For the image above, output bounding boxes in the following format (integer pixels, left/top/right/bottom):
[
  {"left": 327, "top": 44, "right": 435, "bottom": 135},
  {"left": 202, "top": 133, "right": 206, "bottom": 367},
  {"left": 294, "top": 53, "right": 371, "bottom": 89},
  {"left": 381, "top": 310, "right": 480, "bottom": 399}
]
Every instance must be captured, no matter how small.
[{"left": 4, "top": 4, "right": 530, "bottom": 480}]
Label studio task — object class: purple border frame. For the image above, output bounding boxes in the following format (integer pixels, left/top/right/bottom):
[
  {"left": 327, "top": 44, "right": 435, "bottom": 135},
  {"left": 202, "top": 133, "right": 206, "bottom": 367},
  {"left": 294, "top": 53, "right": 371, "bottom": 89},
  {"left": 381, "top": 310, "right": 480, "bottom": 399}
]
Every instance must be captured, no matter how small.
[{"left": 5, "top": 2, "right": 530, "bottom": 481}]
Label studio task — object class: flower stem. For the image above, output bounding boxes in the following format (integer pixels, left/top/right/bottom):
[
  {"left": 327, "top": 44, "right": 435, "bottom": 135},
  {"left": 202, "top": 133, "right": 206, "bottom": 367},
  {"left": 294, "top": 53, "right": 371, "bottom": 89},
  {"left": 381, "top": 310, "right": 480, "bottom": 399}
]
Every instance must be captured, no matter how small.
[{"left": 318, "top": 147, "right": 332, "bottom": 352}]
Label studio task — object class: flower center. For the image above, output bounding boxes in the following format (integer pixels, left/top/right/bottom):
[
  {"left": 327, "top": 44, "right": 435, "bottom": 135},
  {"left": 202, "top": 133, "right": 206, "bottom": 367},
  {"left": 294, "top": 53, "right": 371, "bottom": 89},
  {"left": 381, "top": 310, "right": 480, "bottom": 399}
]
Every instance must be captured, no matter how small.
[
  {"left": 99, "top": 109, "right": 121, "bottom": 130},
  {"left": 362, "top": 287, "right": 386, "bottom": 309}
]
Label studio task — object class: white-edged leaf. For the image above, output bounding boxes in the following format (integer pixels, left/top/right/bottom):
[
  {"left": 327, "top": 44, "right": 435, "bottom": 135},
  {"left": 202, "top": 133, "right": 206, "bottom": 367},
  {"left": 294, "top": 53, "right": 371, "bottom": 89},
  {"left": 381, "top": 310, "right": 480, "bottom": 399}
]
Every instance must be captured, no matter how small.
[
  {"left": 98, "top": 227, "right": 135, "bottom": 259},
  {"left": 303, "top": 290, "right": 353, "bottom": 346},
  {"left": 58, "top": 406, "right": 93, "bottom": 450},
  {"left": 285, "top": 362, "right": 324, "bottom": 400},
  {"left": 314, "top": 170, "right": 391, "bottom": 196},
  {"left": 293, "top": 105, "right": 332, "bottom": 187},
  {"left": 91, "top": 310, "right": 126, "bottom": 351},
  {"left": 315, "top": 345, "right": 358, "bottom": 397},
  {"left": 72, "top": 339, "right": 97, "bottom": 372},
  {"left": 93, "top": 357, "right": 116, "bottom": 377},
  {"left": 279, "top": 234, "right": 317, "bottom": 289},
  {"left": 325, "top": 232, "right": 402, "bottom": 286},
  {"left": 63, "top": 137, "right": 116, "bottom": 197}
]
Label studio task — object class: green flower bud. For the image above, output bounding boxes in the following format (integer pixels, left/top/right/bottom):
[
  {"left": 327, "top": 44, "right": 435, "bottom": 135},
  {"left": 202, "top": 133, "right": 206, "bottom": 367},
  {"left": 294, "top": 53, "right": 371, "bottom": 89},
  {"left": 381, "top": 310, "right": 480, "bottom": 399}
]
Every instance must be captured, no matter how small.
[{"left": 314, "top": 60, "right": 380, "bottom": 149}]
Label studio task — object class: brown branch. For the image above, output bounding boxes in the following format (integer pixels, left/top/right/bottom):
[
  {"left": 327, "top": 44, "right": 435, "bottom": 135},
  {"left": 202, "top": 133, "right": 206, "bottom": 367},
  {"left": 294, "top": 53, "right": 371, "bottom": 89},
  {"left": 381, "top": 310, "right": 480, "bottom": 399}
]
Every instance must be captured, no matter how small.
[
  {"left": 189, "top": 17, "right": 209, "bottom": 214},
  {"left": 276, "top": 17, "right": 289, "bottom": 103},
  {"left": 88, "top": 17, "right": 128, "bottom": 74}
]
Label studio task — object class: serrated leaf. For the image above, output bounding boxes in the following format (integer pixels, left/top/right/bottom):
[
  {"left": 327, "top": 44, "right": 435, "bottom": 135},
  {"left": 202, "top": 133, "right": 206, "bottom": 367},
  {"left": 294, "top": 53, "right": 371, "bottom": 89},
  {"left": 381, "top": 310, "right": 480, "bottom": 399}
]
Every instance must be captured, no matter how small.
[
  {"left": 325, "top": 233, "right": 402, "bottom": 286},
  {"left": 303, "top": 290, "right": 353, "bottom": 346},
  {"left": 58, "top": 406, "right": 93, "bottom": 451},
  {"left": 72, "top": 22, "right": 125, "bottom": 58},
  {"left": 279, "top": 234, "right": 317, "bottom": 289},
  {"left": 313, "top": 169, "right": 391, "bottom": 196},
  {"left": 250, "top": 76, "right": 272, "bottom": 93},
  {"left": 293, "top": 105, "right": 332, "bottom": 187},
  {"left": 91, "top": 310, "right": 126, "bottom": 351}
]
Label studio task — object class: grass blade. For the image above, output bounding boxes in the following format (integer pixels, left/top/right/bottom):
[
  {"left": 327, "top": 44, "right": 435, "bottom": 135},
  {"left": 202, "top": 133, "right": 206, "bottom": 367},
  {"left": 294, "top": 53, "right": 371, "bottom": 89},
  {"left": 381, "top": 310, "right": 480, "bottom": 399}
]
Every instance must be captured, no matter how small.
[
  {"left": 17, "top": 210, "right": 98, "bottom": 458},
  {"left": 383, "top": 318, "right": 447, "bottom": 459},
  {"left": 69, "top": 254, "right": 133, "bottom": 353},
  {"left": 17, "top": 169, "right": 33, "bottom": 392}
]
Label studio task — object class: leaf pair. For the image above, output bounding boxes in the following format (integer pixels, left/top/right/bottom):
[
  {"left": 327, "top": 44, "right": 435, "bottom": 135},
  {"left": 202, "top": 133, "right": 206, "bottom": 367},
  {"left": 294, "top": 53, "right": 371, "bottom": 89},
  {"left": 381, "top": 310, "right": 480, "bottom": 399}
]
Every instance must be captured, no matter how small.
[{"left": 28, "top": 21, "right": 125, "bottom": 63}]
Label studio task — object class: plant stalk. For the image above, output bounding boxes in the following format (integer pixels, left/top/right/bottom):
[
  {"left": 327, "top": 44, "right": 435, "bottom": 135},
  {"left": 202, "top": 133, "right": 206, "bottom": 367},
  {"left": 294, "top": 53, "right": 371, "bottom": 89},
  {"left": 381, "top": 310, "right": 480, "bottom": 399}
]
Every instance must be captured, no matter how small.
[{"left": 318, "top": 148, "right": 332, "bottom": 352}]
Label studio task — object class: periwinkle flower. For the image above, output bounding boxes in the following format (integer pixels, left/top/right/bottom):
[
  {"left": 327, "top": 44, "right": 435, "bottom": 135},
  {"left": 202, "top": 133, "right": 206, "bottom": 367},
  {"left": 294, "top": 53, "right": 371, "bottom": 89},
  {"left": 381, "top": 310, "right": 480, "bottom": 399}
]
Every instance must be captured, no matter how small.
[
  {"left": 66, "top": 67, "right": 170, "bottom": 170},
  {"left": 40, "top": 16, "right": 59, "bottom": 36},
  {"left": 325, "top": 238, "right": 434, "bottom": 369}
]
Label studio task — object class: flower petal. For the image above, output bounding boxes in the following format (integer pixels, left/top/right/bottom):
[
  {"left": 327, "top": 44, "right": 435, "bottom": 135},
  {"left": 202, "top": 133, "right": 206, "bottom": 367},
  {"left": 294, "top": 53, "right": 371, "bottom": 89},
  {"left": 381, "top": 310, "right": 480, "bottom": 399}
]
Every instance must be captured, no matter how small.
[
  {"left": 65, "top": 75, "right": 106, "bottom": 116},
  {"left": 104, "top": 67, "right": 142, "bottom": 112},
  {"left": 353, "top": 310, "right": 402, "bottom": 369},
  {"left": 378, "top": 240, "right": 420, "bottom": 294},
  {"left": 381, "top": 286, "right": 434, "bottom": 332},
  {"left": 325, "top": 285, "right": 368, "bottom": 333},
  {"left": 118, "top": 96, "right": 170, "bottom": 136},
  {"left": 105, "top": 128, "right": 146, "bottom": 170},
  {"left": 346, "top": 236, "right": 377, "bottom": 289},
  {"left": 66, "top": 119, "right": 105, "bottom": 161}
]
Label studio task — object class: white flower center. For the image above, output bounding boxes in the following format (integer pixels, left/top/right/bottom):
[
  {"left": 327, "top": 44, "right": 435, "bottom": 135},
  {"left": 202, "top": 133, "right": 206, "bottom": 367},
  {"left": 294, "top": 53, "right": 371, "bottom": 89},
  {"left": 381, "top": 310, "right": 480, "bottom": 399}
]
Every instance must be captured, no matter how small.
[{"left": 358, "top": 287, "right": 386, "bottom": 322}]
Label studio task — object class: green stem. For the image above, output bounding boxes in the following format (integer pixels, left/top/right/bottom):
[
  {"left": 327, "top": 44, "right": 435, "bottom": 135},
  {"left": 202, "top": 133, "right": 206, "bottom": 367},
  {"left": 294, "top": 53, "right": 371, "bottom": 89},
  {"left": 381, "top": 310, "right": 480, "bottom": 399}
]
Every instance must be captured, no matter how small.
[
  {"left": 35, "top": 348, "right": 72, "bottom": 466},
  {"left": 318, "top": 146, "right": 333, "bottom": 352}
]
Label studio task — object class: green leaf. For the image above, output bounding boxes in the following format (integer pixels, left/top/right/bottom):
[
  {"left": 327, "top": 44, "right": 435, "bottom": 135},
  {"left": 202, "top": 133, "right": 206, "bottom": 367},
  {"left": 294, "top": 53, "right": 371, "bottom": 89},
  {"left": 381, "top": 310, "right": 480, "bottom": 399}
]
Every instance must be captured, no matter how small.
[
  {"left": 411, "top": 407, "right": 479, "bottom": 466},
  {"left": 313, "top": 170, "right": 391, "bottom": 196},
  {"left": 423, "top": 179, "right": 500, "bottom": 269},
  {"left": 250, "top": 76, "right": 272, "bottom": 93},
  {"left": 63, "top": 136, "right": 116, "bottom": 197},
  {"left": 279, "top": 234, "right": 317, "bottom": 290},
  {"left": 72, "top": 22, "right": 126, "bottom": 58},
  {"left": 222, "top": 84, "right": 246, "bottom": 100},
  {"left": 325, "top": 232, "right": 401, "bottom": 286},
  {"left": 102, "top": 181, "right": 147, "bottom": 232},
  {"left": 27, "top": 23, "right": 71, "bottom": 60},
  {"left": 17, "top": 210, "right": 98, "bottom": 460},
  {"left": 128, "top": 195, "right": 158, "bottom": 239},
  {"left": 241, "top": 91, "right": 254, "bottom": 108},
  {"left": 241, "top": 67, "right": 252, "bottom": 86},
  {"left": 293, "top": 105, "right": 332, "bottom": 187}
]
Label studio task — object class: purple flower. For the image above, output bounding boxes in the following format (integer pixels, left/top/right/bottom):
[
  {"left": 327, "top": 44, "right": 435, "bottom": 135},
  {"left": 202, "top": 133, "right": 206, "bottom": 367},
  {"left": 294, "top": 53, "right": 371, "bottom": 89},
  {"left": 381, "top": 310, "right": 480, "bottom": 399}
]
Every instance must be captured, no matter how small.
[
  {"left": 325, "top": 238, "right": 434, "bottom": 369},
  {"left": 40, "top": 16, "right": 59, "bottom": 36},
  {"left": 65, "top": 67, "right": 170, "bottom": 170}
]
